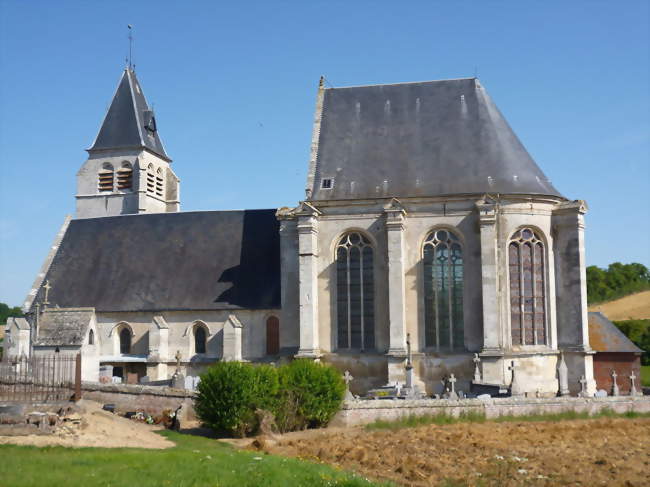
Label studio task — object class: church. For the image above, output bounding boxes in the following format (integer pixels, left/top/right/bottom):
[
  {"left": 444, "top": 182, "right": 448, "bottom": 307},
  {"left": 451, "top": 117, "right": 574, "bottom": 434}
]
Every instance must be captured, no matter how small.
[{"left": 6, "top": 67, "right": 597, "bottom": 397}]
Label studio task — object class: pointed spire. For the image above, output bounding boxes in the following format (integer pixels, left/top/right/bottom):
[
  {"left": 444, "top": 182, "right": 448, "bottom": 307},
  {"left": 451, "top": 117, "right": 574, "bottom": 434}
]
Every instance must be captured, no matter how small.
[{"left": 88, "top": 68, "right": 170, "bottom": 161}]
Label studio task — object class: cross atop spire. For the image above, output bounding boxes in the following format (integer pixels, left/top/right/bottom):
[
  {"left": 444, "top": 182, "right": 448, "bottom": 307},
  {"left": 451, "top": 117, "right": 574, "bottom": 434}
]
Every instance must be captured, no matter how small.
[{"left": 88, "top": 68, "right": 170, "bottom": 162}]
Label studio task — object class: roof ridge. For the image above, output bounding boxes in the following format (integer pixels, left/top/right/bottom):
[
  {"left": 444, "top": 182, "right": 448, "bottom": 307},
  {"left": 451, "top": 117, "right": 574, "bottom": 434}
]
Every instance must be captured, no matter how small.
[{"left": 325, "top": 77, "right": 477, "bottom": 90}]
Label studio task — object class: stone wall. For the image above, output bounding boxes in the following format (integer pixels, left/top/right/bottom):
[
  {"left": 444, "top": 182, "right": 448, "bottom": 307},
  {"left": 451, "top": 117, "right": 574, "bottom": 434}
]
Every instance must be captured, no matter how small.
[
  {"left": 330, "top": 396, "right": 650, "bottom": 427},
  {"left": 81, "top": 382, "right": 196, "bottom": 419}
]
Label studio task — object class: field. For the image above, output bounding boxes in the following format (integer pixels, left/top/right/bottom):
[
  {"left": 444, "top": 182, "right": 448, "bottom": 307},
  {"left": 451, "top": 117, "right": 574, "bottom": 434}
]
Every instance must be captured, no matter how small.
[
  {"left": 257, "top": 414, "right": 650, "bottom": 486},
  {"left": 0, "top": 430, "right": 379, "bottom": 487},
  {"left": 589, "top": 290, "right": 650, "bottom": 320}
]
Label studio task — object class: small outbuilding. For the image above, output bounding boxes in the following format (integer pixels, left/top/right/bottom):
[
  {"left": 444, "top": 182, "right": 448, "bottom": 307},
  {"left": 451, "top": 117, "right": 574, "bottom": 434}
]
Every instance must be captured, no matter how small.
[{"left": 588, "top": 312, "right": 643, "bottom": 394}]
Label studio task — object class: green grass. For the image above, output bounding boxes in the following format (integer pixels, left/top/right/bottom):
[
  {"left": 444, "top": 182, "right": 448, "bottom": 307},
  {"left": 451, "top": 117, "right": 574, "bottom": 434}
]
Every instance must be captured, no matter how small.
[
  {"left": 365, "top": 409, "right": 650, "bottom": 431},
  {"left": 0, "top": 430, "right": 384, "bottom": 487},
  {"left": 642, "top": 365, "right": 650, "bottom": 387}
]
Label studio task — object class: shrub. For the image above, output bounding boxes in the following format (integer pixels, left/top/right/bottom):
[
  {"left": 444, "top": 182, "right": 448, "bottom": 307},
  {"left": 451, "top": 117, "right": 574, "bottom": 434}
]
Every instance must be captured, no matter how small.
[
  {"left": 278, "top": 359, "right": 345, "bottom": 430},
  {"left": 195, "top": 361, "right": 279, "bottom": 437}
]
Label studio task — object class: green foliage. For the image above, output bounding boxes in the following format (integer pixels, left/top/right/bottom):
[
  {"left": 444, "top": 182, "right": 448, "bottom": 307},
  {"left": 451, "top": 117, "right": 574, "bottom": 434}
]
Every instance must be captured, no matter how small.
[
  {"left": 194, "top": 361, "right": 279, "bottom": 437},
  {"left": 196, "top": 360, "right": 345, "bottom": 436},
  {"left": 586, "top": 262, "right": 650, "bottom": 304},
  {"left": 613, "top": 319, "right": 650, "bottom": 365},
  {"left": 0, "top": 302, "right": 23, "bottom": 325},
  {"left": 364, "top": 409, "right": 650, "bottom": 431},
  {"left": 641, "top": 366, "right": 650, "bottom": 387},
  {"left": 0, "top": 430, "right": 380, "bottom": 487},
  {"left": 278, "top": 359, "right": 346, "bottom": 430}
]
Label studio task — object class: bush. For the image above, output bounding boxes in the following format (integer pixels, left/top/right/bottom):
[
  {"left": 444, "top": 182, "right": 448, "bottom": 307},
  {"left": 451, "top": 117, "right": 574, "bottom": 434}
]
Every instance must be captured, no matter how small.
[
  {"left": 278, "top": 359, "right": 345, "bottom": 430},
  {"left": 613, "top": 319, "right": 650, "bottom": 365},
  {"left": 196, "top": 359, "right": 345, "bottom": 436},
  {"left": 195, "top": 361, "right": 279, "bottom": 437}
]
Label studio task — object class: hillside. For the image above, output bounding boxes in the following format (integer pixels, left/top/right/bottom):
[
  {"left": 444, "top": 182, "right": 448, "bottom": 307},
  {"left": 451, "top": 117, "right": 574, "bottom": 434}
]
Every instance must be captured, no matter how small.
[{"left": 588, "top": 290, "right": 650, "bottom": 321}]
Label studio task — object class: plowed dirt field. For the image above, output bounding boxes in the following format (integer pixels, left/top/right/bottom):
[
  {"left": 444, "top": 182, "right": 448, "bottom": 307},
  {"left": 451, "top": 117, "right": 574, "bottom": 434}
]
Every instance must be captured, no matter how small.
[{"left": 255, "top": 417, "right": 650, "bottom": 486}]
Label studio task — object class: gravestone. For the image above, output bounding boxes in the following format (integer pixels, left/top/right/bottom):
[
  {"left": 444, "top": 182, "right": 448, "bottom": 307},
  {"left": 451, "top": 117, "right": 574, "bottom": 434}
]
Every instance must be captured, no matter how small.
[
  {"left": 578, "top": 375, "right": 588, "bottom": 398},
  {"left": 509, "top": 361, "right": 524, "bottom": 397},
  {"left": 343, "top": 371, "right": 355, "bottom": 400},
  {"left": 629, "top": 372, "right": 642, "bottom": 397},
  {"left": 595, "top": 389, "right": 608, "bottom": 398},
  {"left": 611, "top": 370, "right": 619, "bottom": 397},
  {"left": 445, "top": 374, "right": 459, "bottom": 400},
  {"left": 557, "top": 353, "right": 569, "bottom": 396},
  {"left": 473, "top": 353, "right": 482, "bottom": 383}
]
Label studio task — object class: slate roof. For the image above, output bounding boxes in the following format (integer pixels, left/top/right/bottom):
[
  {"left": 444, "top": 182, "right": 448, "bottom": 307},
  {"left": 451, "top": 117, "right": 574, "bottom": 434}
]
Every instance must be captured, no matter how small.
[
  {"left": 588, "top": 312, "right": 643, "bottom": 353},
  {"left": 32, "top": 210, "right": 281, "bottom": 312},
  {"left": 88, "top": 68, "right": 170, "bottom": 161},
  {"left": 34, "top": 308, "right": 94, "bottom": 347},
  {"left": 309, "top": 78, "right": 563, "bottom": 201}
]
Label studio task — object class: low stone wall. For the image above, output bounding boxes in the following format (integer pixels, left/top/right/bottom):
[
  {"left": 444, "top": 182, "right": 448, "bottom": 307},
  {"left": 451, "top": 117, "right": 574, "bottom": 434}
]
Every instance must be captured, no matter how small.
[
  {"left": 330, "top": 395, "right": 650, "bottom": 427},
  {"left": 81, "top": 382, "right": 197, "bottom": 420}
]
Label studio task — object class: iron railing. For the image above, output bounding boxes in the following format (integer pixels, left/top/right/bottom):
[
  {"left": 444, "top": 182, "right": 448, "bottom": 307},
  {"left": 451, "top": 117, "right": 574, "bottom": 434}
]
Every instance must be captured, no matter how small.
[{"left": 0, "top": 354, "right": 81, "bottom": 403}]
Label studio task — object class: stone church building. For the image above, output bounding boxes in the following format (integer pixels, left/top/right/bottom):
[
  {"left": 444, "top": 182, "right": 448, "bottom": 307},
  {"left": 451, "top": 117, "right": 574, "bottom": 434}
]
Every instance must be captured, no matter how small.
[{"left": 9, "top": 67, "right": 597, "bottom": 396}]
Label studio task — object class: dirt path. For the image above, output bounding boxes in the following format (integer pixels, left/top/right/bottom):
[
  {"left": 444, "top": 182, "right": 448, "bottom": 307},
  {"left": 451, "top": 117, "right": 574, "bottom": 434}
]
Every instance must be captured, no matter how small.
[
  {"left": 0, "top": 400, "right": 173, "bottom": 449},
  {"left": 254, "top": 418, "right": 650, "bottom": 486},
  {"left": 589, "top": 290, "right": 650, "bottom": 320}
]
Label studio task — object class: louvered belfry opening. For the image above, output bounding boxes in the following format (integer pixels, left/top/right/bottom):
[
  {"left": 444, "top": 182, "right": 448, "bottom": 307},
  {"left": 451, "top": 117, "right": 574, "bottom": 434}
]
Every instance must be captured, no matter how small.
[
  {"left": 116, "top": 162, "right": 133, "bottom": 190},
  {"left": 155, "top": 168, "right": 164, "bottom": 197},
  {"left": 336, "top": 232, "right": 375, "bottom": 350},
  {"left": 509, "top": 228, "right": 547, "bottom": 346},
  {"left": 146, "top": 165, "right": 155, "bottom": 194},
  {"left": 98, "top": 163, "right": 114, "bottom": 192},
  {"left": 423, "top": 229, "right": 464, "bottom": 350}
]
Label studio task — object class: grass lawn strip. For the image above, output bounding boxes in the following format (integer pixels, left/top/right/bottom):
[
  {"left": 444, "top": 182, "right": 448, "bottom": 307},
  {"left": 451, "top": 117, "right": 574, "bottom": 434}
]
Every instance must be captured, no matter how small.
[{"left": 0, "top": 430, "right": 385, "bottom": 487}]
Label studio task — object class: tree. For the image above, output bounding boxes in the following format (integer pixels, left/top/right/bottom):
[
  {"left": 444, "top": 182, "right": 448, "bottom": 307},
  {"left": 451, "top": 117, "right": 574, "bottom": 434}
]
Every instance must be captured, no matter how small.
[
  {"left": 586, "top": 263, "right": 650, "bottom": 304},
  {"left": 0, "top": 303, "right": 23, "bottom": 325}
]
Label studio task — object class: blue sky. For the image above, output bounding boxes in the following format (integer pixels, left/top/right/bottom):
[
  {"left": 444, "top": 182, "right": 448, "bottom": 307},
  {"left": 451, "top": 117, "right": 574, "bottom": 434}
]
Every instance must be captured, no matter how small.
[{"left": 0, "top": 1, "right": 648, "bottom": 307}]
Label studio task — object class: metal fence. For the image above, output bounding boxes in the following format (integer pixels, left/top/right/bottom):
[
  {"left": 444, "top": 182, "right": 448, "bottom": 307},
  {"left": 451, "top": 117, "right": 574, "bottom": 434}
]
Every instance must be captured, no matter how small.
[{"left": 0, "top": 354, "right": 81, "bottom": 403}]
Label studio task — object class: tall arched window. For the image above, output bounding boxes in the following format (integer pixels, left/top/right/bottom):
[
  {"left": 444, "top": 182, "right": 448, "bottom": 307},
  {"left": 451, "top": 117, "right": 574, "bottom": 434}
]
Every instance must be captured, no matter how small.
[
  {"left": 266, "top": 316, "right": 280, "bottom": 355},
  {"left": 146, "top": 164, "right": 155, "bottom": 194},
  {"left": 98, "top": 163, "right": 114, "bottom": 192},
  {"left": 423, "top": 229, "right": 464, "bottom": 349},
  {"left": 117, "top": 161, "right": 133, "bottom": 190},
  {"left": 336, "top": 232, "right": 374, "bottom": 350},
  {"left": 194, "top": 325, "right": 207, "bottom": 354},
  {"left": 119, "top": 328, "right": 131, "bottom": 354},
  {"left": 509, "top": 228, "right": 547, "bottom": 346}
]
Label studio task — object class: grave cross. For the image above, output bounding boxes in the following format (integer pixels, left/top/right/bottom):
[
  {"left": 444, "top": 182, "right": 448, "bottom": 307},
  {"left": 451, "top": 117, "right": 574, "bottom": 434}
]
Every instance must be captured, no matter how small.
[
  {"left": 579, "top": 375, "right": 588, "bottom": 397},
  {"left": 448, "top": 374, "right": 457, "bottom": 393},
  {"left": 509, "top": 360, "right": 523, "bottom": 397},
  {"left": 473, "top": 353, "right": 482, "bottom": 382},
  {"left": 630, "top": 372, "right": 638, "bottom": 396},
  {"left": 343, "top": 370, "right": 353, "bottom": 387},
  {"left": 611, "top": 369, "right": 619, "bottom": 397},
  {"left": 175, "top": 350, "right": 182, "bottom": 372}
]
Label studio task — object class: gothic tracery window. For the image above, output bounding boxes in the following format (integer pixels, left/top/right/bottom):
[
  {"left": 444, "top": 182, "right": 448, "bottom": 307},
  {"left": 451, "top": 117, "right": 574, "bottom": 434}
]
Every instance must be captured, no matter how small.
[
  {"left": 423, "top": 229, "right": 464, "bottom": 349},
  {"left": 509, "top": 228, "right": 547, "bottom": 346},
  {"left": 336, "top": 232, "right": 374, "bottom": 350}
]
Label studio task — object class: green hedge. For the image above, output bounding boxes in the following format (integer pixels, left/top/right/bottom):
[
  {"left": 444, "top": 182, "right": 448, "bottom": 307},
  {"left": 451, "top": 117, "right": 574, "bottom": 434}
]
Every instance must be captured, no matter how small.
[{"left": 195, "top": 360, "right": 345, "bottom": 437}]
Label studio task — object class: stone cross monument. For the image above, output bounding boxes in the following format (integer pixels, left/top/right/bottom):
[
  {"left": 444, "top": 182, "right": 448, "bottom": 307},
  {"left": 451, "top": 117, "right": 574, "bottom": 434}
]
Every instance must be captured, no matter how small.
[
  {"left": 630, "top": 371, "right": 641, "bottom": 397},
  {"left": 447, "top": 373, "right": 459, "bottom": 400},
  {"left": 473, "top": 353, "right": 482, "bottom": 383},
  {"left": 343, "top": 370, "right": 354, "bottom": 400},
  {"left": 509, "top": 360, "right": 523, "bottom": 397}
]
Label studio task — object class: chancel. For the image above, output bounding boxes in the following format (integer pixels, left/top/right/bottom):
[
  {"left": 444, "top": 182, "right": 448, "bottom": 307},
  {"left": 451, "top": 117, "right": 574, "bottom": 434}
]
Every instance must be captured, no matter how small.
[{"left": 8, "top": 69, "right": 602, "bottom": 397}]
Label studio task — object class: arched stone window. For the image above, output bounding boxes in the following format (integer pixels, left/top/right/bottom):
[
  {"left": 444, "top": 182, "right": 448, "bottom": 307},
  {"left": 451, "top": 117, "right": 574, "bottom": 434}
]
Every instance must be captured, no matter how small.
[
  {"left": 98, "top": 163, "right": 114, "bottom": 192},
  {"left": 155, "top": 167, "right": 164, "bottom": 197},
  {"left": 117, "top": 161, "right": 133, "bottom": 190},
  {"left": 194, "top": 325, "right": 207, "bottom": 354},
  {"left": 119, "top": 327, "right": 131, "bottom": 354},
  {"left": 88, "top": 329, "right": 94, "bottom": 345},
  {"left": 266, "top": 316, "right": 279, "bottom": 355},
  {"left": 509, "top": 227, "right": 547, "bottom": 346},
  {"left": 423, "top": 229, "right": 464, "bottom": 349},
  {"left": 336, "top": 232, "right": 374, "bottom": 350},
  {"left": 146, "top": 164, "right": 155, "bottom": 194}
]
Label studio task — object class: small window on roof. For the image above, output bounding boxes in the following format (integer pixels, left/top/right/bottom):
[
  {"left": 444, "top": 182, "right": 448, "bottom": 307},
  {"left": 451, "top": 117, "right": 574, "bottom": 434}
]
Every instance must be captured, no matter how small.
[{"left": 321, "top": 178, "right": 333, "bottom": 189}]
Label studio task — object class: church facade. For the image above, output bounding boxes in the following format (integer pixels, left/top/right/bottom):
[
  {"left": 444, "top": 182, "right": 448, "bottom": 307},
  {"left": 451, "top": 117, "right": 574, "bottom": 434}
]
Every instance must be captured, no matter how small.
[{"left": 8, "top": 68, "right": 596, "bottom": 396}]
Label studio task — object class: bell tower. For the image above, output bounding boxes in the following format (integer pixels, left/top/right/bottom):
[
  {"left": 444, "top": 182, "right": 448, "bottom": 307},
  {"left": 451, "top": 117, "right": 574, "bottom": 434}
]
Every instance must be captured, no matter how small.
[{"left": 76, "top": 68, "right": 180, "bottom": 218}]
